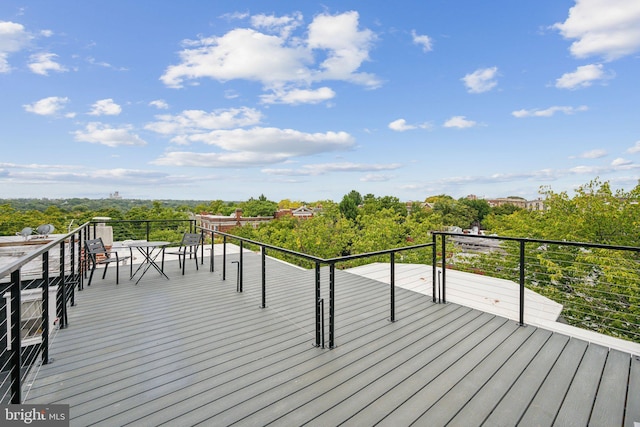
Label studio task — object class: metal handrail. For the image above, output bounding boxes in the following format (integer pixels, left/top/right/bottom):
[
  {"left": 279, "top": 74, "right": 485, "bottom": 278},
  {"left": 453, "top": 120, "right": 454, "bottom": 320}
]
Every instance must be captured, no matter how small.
[{"left": 201, "top": 227, "right": 436, "bottom": 349}]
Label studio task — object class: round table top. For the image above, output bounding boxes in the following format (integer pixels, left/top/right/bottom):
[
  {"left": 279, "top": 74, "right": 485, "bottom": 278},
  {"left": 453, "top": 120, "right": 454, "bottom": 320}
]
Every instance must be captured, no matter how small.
[{"left": 124, "top": 241, "right": 171, "bottom": 248}]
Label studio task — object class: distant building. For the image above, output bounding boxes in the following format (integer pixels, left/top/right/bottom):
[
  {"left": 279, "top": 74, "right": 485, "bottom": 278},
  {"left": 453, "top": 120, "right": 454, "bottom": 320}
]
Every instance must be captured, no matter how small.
[
  {"left": 526, "top": 198, "right": 546, "bottom": 211},
  {"left": 198, "top": 209, "right": 273, "bottom": 233},
  {"left": 485, "top": 197, "right": 527, "bottom": 209},
  {"left": 275, "top": 205, "right": 317, "bottom": 220},
  {"left": 109, "top": 191, "right": 122, "bottom": 199}
]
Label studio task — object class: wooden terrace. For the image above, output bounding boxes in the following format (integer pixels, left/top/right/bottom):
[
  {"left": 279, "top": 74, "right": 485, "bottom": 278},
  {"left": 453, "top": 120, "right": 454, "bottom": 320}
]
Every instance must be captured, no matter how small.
[{"left": 24, "top": 250, "right": 640, "bottom": 426}]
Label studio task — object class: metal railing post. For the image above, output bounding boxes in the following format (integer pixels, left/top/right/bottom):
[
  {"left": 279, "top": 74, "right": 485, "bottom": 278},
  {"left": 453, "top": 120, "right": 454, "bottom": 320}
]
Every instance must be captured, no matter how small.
[
  {"left": 239, "top": 241, "right": 243, "bottom": 292},
  {"left": 261, "top": 246, "right": 266, "bottom": 308},
  {"left": 59, "top": 241, "right": 67, "bottom": 329},
  {"left": 10, "top": 269, "right": 22, "bottom": 403},
  {"left": 432, "top": 233, "right": 437, "bottom": 303},
  {"left": 42, "top": 251, "right": 50, "bottom": 365},
  {"left": 390, "top": 252, "right": 395, "bottom": 322},
  {"left": 519, "top": 240, "right": 526, "bottom": 326},
  {"left": 145, "top": 221, "right": 150, "bottom": 242},
  {"left": 441, "top": 234, "right": 447, "bottom": 303},
  {"left": 210, "top": 233, "right": 215, "bottom": 272},
  {"left": 222, "top": 235, "right": 227, "bottom": 280},
  {"left": 315, "top": 261, "right": 321, "bottom": 347},
  {"left": 329, "top": 263, "right": 335, "bottom": 349}
]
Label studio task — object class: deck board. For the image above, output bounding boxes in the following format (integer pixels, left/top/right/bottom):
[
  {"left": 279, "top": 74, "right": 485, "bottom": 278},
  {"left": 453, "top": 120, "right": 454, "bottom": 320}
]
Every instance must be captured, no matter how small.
[{"left": 21, "top": 250, "right": 638, "bottom": 426}]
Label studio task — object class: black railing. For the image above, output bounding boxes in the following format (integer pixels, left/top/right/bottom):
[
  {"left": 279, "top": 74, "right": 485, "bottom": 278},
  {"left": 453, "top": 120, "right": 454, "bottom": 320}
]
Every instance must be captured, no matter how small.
[
  {"left": 89, "top": 219, "right": 197, "bottom": 244},
  {"left": 0, "top": 222, "right": 89, "bottom": 404},
  {"left": 432, "top": 231, "right": 640, "bottom": 343},
  {"left": 201, "top": 227, "right": 435, "bottom": 349}
]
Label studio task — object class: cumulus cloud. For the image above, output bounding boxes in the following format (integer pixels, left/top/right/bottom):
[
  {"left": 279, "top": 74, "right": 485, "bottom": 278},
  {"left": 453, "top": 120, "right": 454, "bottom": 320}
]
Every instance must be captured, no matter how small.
[
  {"left": 555, "top": 63, "right": 613, "bottom": 89},
  {"left": 260, "top": 86, "right": 335, "bottom": 104},
  {"left": 511, "top": 105, "right": 588, "bottom": 118},
  {"left": 74, "top": 122, "right": 147, "bottom": 147},
  {"left": 411, "top": 30, "right": 433, "bottom": 52},
  {"left": 88, "top": 99, "right": 122, "bottom": 116},
  {"left": 0, "top": 21, "right": 33, "bottom": 72},
  {"left": 553, "top": 0, "right": 640, "bottom": 60},
  {"left": 627, "top": 141, "right": 640, "bottom": 154},
  {"left": 443, "top": 116, "right": 477, "bottom": 128},
  {"left": 462, "top": 67, "right": 498, "bottom": 93},
  {"left": 153, "top": 128, "right": 355, "bottom": 168},
  {"left": 149, "top": 99, "right": 169, "bottom": 109},
  {"left": 28, "top": 52, "right": 67, "bottom": 75},
  {"left": 23, "top": 96, "right": 70, "bottom": 116},
  {"left": 389, "top": 119, "right": 415, "bottom": 132},
  {"left": 160, "top": 11, "right": 379, "bottom": 104},
  {"left": 388, "top": 118, "right": 432, "bottom": 132},
  {"left": 251, "top": 12, "right": 303, "bottom": 38},
  {"left": 145, "top": 107, "right": 263, "bottom": 139}
]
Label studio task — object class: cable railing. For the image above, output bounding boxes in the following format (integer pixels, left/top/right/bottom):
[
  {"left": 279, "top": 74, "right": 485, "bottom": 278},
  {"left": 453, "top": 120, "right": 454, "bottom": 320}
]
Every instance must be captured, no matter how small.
[
  {"left": 201, "top": 227, "right": 436, "bottom": 349},
  {"left": 0, "top": 222, "right": 90, "bottom": 404},
  {"left": 432, "top": 231, "right": 640, "bottom": 343}
]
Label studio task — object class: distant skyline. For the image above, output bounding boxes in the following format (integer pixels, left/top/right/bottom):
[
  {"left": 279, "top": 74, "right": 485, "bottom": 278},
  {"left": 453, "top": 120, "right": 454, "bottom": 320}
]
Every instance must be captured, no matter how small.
[{"left": 1, "top": 1, "right": 639, "bottom": 202}]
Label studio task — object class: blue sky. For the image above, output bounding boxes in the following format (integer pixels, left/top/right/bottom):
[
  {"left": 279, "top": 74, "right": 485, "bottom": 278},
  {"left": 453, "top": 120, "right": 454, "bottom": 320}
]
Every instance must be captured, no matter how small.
[{"left": 1, "top": 1, "right": 639, "bottom": 202}]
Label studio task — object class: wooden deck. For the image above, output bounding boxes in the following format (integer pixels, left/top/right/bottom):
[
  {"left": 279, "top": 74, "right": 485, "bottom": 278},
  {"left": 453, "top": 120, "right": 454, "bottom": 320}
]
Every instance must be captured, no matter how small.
[{"left": 24, "top": 251, "right": 640, "bottom": 426}]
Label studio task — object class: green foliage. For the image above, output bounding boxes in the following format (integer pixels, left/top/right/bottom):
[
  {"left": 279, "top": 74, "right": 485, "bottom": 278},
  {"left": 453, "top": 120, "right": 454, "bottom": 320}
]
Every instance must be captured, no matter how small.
[{"left": 239, "top": 196, "right": 278, "bottom": 217}]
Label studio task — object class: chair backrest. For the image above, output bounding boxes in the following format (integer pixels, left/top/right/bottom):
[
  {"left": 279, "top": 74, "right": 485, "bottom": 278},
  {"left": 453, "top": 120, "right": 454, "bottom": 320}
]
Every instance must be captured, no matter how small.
[
  {"left": 180, "top": 233, "right": 202, "bottom": 247},
  {"left": 85, "top": 238, "right": 108, "bottom": 256}
]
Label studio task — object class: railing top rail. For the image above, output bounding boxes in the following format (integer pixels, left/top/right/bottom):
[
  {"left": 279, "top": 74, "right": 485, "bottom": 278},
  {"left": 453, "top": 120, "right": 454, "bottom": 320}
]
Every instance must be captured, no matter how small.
[
  {"left": 90, "top": 219, "right": 194, "bottom": 224},
  {"left": 432, "top": 231, "right": 640, "bottom": 253},
  {"left": 202, "top": 226, "right": 435, "bottom": 265},
  {"left": 0, "top": 221, "right": 91, "bottom": 279}
]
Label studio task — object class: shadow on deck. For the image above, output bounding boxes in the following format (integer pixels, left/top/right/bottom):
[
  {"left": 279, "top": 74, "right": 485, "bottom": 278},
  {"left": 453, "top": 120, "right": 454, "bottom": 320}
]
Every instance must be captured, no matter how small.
[{"left": 25, "top": 251, "right": 640, "bottom": 426}]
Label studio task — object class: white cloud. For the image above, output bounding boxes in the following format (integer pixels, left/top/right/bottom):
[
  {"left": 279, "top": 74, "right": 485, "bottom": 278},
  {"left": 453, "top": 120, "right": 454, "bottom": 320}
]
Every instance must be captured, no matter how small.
[
  {"left": 611, "top": 157, "right": 633, "bottom": 168},
  {"left": 411, "top": 30, "right": 433, "bottom": 52},
  {"left": 389, "top": 118, "right": 432, "bottom": 132},
  {"left": 0, "top": 21, "right": 33, "bottom": 72},
  {"left": 511, "top": 105, "right": 588, "bottom": 118},
  {"left": 553, "top": 0, "right": 640, "bottom": 60},
  {"left": 576, "top": 149, "right": 607, "bottom": 159},
  {"left": 149, "top": 99, "right": 169, "bottom": 109},
  {"left": 153, "top": 128, "right": 355, "bottom": 168},
  {"left": 260, "top": 87, "right": 335, "bottom": 105},
  {"left": 263, "top": 162, "right": 401, "bottom": 176},
  {"left": 361, "top": 173, "right": 394, "bottom": 182},
  {"left": 627, "top": 141, "right": 640, "bottom": 154},
  {"left": 161, "top": 11, "right": 380, "bottom": 101},
  {"left": 389, "top": 119, "right": 415, "bottom": 132},
  {"left": 88, "top": 99, "right": 122, "bottom": 116},
  {"left": 251, "top": 12, "right": 303, "bottom": 38},
  {"left": 462, "top": 67, "right": 498, "bottom": 93},
  {"left": 28, "top": 52, "right": 67, "bottom": 75},
  {"left": 74, "top": 122, "right": 147, "bottom": 147},
  {"left": 23, "top": 96, "right": 70, "bottom": 116},
  {"left": 555, "top": 63, "right": 612, "bottom": 89},
  {"left": 443, "top": 116, "right": 477, "bottom": 128},
  {"left": 145, "top": 107, "right": 263, "bottom": 138}
]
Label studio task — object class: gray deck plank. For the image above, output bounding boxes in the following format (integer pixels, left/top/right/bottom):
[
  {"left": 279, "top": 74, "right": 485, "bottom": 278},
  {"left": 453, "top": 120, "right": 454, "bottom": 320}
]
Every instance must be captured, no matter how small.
[
  {"left": 411, "top": 324, "right": 538, "bottom": 426},
  {"left": 518, "top": 338, "right": 588, "bottom": 426},
  {"left": 481, "top": 333, "right": 570, "bottom": 427},
  {"left": 446, "top": 328, "right": 554, "bottom": 426},
  {"left": 19, "top": 251, "right": 637, "bottom": 427},
  {"left": 625, "top": 355, "right": 640, "bottom": 427},
  {"left": 552, "top": 343, "right": 609, "bottom": 427},
  {"left": 589, "top": 349, "right": 631, "bottom": 427}
]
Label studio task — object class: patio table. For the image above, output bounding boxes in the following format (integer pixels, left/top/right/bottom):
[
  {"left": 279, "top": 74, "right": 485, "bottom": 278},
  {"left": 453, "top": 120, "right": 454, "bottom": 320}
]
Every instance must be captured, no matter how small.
[{"left": 125, "top": 241, "right": 170, "bottom": 284}]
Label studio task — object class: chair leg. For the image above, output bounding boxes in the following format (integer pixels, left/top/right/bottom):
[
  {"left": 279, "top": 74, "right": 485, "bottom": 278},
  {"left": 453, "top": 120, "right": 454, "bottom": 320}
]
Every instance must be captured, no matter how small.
[
  {"left": 193, "top": 252, "right": 199, "bottom": 271},
  {"left": 181, "top": 253, "right": 186, "bottom": 275},
  {"left": 87, "top": 265, "right": 96, "bottom": 287},
  {"left": 116, "top": 262, "right": 119, "bottom": 284},
  {"left": 102, "top": 263, "right": 109, "bottom": 279}
]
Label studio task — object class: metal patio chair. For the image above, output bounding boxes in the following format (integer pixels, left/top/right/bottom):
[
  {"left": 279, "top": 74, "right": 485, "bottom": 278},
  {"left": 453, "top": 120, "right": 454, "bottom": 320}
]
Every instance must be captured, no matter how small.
[
  {"left": 163, "top": 232, "right": 202, "bottom": 275},
  {"left": 84, "top": 237, "right": 131, "bottom": 286}
]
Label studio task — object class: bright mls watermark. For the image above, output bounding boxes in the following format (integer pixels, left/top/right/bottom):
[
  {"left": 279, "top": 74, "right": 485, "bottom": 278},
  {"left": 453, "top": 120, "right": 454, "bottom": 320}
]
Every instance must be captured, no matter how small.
[{"left": 1, "top": 405, "right": 69, "bottom": 426}]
